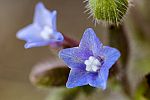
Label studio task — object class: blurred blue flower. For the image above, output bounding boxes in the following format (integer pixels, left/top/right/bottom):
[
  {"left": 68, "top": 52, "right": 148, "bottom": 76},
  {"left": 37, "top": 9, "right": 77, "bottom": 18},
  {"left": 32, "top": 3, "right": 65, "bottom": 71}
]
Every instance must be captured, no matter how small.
[
  {"left": 59, "top": 28, "right": 121, "bottom": 89},
  {"left": 17, "top": 2, "right": 64, "bottom": 48}
]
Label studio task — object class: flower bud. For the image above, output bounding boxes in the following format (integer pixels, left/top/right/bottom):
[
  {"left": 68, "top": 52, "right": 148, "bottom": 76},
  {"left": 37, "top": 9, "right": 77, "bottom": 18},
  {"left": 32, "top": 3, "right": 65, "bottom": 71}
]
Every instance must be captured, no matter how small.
[
  {"left": 29, "top": 60, "right": 70, "bottom": 88},
  {"left": 86, "top": 0, "right": 129, "bottom": 24}
]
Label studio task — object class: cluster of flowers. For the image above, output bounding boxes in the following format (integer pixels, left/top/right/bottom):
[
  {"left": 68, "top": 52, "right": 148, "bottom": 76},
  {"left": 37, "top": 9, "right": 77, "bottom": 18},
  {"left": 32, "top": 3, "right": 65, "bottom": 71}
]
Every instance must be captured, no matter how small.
[{"left": 17, "top": 2, "right": 120, "bottom": 90}]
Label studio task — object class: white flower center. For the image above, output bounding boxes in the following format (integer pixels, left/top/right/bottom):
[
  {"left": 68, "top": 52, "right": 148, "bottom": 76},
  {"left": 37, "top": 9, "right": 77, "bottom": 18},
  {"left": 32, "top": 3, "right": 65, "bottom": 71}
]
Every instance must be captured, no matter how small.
[
  {"left": 40, "top": 26, "right": 55, "bottom": 40},
  {"left": 84, "top": 56, "right": 101, "bottom": 72}
]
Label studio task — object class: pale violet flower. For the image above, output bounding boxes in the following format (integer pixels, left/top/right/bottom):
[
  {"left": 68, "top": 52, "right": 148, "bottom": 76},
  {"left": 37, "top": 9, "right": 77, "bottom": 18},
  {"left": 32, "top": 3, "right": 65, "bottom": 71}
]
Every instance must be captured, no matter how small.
[
  {"left": 17, "top": 2, "right": 64, "bottom": 48},
  {"left": 59, "top": 28, "right": 121, "bottom": 90}
]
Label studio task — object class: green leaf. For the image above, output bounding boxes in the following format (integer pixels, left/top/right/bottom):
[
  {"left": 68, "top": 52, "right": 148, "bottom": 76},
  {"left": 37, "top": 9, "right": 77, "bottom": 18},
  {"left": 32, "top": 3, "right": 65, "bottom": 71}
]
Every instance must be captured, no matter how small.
[
  {"left": 134, "top": 77, "right": 150, "bottom": 100},
  {"left": 80, "top": 85, "right": 95, "bottom": 95},
  {"left": 46, "top": 87, "right": 80, "bottom": 100}
]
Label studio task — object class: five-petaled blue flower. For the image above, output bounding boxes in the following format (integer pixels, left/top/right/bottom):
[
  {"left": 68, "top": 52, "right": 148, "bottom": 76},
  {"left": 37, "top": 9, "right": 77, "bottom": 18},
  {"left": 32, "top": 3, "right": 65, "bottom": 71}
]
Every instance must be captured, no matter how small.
[
  {"left": 59, "top": 28, "right": 121, "bottom": 90},
  {"left": 16, "top": 2, "right": 64, "bottom": 48}
]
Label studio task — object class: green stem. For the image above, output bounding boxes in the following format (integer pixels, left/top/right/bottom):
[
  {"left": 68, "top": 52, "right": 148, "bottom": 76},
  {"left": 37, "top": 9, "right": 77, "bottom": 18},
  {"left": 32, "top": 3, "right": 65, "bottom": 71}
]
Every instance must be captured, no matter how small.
[{"left": 108, "top": 24, "right": 132, "bottom": 98}]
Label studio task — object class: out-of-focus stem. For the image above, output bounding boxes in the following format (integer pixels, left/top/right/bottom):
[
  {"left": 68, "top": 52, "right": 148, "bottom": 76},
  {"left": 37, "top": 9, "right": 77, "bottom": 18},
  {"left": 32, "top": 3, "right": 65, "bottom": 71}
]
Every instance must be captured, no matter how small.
[
  {"left": 62, "top": 34, "right": 79, "bottom": 48},
  {"left": 108, "top": 24, "right": 132, "bottom": 98}
]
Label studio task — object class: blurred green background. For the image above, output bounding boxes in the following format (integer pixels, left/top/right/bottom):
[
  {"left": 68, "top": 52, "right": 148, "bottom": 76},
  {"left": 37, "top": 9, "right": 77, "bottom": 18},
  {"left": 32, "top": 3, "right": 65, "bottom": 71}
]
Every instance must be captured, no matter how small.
[{"left": 0, "top": 0, "right": 150, "bottom": 100}]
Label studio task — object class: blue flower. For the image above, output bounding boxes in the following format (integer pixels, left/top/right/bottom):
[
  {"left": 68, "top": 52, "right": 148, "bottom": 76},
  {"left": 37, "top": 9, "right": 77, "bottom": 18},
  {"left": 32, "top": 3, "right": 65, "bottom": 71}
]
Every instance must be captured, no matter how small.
[
  {"left": 16, "top": 2, "right": 64, "bottom": 48},
  {"left": 59, "top": 28, "right": 121, "bottom": 90}
]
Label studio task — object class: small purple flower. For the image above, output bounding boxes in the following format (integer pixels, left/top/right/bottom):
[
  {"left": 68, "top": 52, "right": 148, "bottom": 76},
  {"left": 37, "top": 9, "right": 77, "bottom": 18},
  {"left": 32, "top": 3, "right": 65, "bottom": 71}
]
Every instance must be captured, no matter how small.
[
  {"left": 16, "top": 2, "right": 64, "bottom": 48},
  {"left": 59, "top": 28, "right": 121, "bottom": 89}
]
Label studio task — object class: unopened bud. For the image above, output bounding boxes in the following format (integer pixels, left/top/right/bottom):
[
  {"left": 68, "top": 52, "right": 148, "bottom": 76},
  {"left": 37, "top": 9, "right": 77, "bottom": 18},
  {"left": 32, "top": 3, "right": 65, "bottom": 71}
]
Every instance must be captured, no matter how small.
[
  {"left": 30, "top": 60, "right": 70, "bottom": 88},
  {"left": 86, "top": 0, "right": 129, "bottom": 25}
]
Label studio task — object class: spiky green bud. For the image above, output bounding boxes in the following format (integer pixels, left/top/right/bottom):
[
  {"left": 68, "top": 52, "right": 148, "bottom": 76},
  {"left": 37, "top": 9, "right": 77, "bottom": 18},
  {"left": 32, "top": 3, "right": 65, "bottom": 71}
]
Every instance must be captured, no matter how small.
[{"left": 86, "top": 0, "right": 128, "bottom": 24}]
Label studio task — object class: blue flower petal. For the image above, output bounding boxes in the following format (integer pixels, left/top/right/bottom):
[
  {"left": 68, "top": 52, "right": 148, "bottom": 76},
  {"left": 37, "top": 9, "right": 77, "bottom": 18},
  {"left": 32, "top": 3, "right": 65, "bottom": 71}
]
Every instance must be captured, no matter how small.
[
  {"left": 24, "top": 32, "right": 64, "bottom": 49},
  {"left": 66, "top": 69, "right": 89, "bottom": 88},
  {"left": 17, "top": 24, "right": 63, "bottom": 49},
  {"left": 79, "top": 28, "right": 103, "bottom": 57},
  {"left": 59, "top": 47, "right": 92, "bottom": 69},
  {"left": 101, "top": 46, "right": 121, "bottom": 69},
  {"left": 88, "top": 67, "right": 109, "bottom": 90},
  {"left": 17, "top": 24, "right": 42, "bottom": 42},
  {"left": 17, "top": 2, "right": 63, "bottom": 48},
  {"left": 24, "top": 41, "right": 50, "bottom": 49},
  {"left": 54, "top": 32, "right": 64, "bottom": 42},
  {"left": 34, "top": 2, "right": 57, "bottom": 30},
  {"left": 59, "top": 28, "right": 121, "bottom": 89}
]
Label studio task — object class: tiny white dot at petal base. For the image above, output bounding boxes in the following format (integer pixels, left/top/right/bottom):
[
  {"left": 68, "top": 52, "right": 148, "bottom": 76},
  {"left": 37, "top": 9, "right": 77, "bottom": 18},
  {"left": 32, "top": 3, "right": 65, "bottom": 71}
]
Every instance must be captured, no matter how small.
[
  {"left": 84, "top": 56, "right": 101, "bottom": 72},
  {"left": 40, "top": 26, "right": 55, "bottom": 40},
  {"left": 89, "top": 56, "right": 96, "bottom": 61},
  {"left": 84, "top": 60, "right": 91, "bottom": 65}
]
